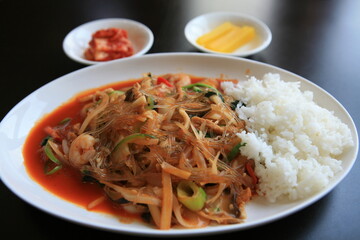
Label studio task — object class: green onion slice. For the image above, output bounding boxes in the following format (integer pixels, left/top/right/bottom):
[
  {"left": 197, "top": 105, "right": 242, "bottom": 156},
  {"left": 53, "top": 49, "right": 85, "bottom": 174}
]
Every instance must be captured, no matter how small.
[
  {"left": 113, "top": 133, "right": 157, "bottom": 152},
  {"left": 183, "top": 83, "right": 224, "bottom": 102},
  {"left": 44, "top": 141, "right": 61, "bottom": 165},
  {"left": 146, "top": 96, "right": 155, "bottom": 110},
  {"left": 111, "top": 133, "right": 157, "bottom": 160},
  {"left": 227, "top": 142, "right": 247, "bottom": 162},
  {"left": 43, "top": 139, "right": 62, "bottom": 175},
  {"left": 109, "top": 90, "right": 125, "bottom": 95},
  {"left": 182, "top": 83, "right": 218, "bottom": 91},
  {"left": 44, "top": 162, "right": 62, "bottom": 175},
  {"left": 58, "top": 117, "right": 71, "bottom": 125},
  {"left": 177, "top": 181, "right": 207, "bottom": 211}
]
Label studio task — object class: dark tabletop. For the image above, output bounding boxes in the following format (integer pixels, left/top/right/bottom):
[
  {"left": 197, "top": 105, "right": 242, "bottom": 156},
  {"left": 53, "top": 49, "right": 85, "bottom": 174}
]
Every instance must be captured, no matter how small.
[{"left": 1, "top": 0, "right": 359, "bottom": 239}]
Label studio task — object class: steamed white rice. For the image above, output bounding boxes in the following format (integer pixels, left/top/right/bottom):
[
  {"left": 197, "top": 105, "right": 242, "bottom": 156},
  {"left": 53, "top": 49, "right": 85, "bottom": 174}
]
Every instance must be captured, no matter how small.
[{"left": 221, "top": 73, "right": 353, "bottom": 202}]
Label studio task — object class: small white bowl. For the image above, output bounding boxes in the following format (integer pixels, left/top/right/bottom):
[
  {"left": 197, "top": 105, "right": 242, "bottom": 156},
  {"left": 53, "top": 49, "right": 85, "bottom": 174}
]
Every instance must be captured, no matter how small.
[
  {"left": 184, "top": 12, "right": 272, "bottom": 57},
  {"left": 63, "top": 18, "right": 154, "bottom": 65}
]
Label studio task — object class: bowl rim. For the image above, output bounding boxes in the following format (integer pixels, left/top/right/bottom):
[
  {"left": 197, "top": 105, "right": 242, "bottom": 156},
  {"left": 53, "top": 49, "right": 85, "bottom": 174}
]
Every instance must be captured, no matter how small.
[
  {"left": 62, "top": 18, "right": 154, "bottom": 65},
  {"left": 184, "top": 11, "right": 272, "bottom": 56}
]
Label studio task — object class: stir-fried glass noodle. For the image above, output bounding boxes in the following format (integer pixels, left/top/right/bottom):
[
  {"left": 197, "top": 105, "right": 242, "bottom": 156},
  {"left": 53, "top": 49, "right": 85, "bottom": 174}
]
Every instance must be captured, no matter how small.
[{"left": 40, "top": 73, "right": 257, "bottom": 229}]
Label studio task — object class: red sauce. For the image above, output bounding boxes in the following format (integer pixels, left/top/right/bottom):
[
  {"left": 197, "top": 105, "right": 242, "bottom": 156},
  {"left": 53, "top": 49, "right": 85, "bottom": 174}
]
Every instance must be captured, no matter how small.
[
  {"left": 23, "top": 79, "right": 142, "bottom": 222},
  {"left": 22, "top": 75, "right": 235, "bottom": 223}
]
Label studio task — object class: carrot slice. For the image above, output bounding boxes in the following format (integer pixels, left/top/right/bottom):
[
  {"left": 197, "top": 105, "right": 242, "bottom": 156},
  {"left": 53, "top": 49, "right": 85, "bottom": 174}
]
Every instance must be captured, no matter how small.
[
  {"left": 160, "top": 170, "right": 173, "bottom": 230},
  {"left": 161, "top": 162, "right": 191, "bottom": 179}
]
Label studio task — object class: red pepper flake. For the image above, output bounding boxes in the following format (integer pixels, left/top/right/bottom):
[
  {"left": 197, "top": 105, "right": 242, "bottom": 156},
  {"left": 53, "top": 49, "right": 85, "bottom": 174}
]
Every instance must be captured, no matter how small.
[
  {"left": 84, "top": 28, "right": 134, "bottom": 61},
  {"left": 157, "top": 77, "right": 173, "bottom": 87}
]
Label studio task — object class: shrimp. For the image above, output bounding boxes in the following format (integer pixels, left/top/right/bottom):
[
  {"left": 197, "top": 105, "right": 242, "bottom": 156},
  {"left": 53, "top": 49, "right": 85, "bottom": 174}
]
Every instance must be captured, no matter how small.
[
  {"left": 169, "top": 74, "right": 191, "bottom": 100},
  {"left": 171, "top": 73, "right": 191, "bottom": 87},
  {"left": 69, "top": 134, "right": 96, "bottom": 168}
]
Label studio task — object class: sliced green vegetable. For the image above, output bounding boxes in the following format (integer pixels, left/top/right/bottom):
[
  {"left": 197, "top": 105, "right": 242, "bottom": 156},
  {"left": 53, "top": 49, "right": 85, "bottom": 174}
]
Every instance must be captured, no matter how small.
[
  {"left": 177, "top": 181, "right": 207, "bottom": 211},
  {"left": 43, "top": 139, "right": 62, "bottom": 175},
  {"left": 146, "top": 96, "right": 155, "bottom": 110},
  {"left": 182, "top": 83, "right": 218, "bottom": 92},
  {"left": 192, "top": 86, "right": 202, "bottom": 92},
  {"left": 230, "top": 100, "right": 246, "bottom": 110},
  {"left": 204, "top": 91, "right": 218, "bottom": 98},
  {"left": 113, "top": 133, "right": 157, "bottom": 151},
  {"left": 40, "top": 136, "right": 51, "bottom": 147},
  {"left": 183, "top": 83, "right": 225, "bottom": 102},
  {"left": 204, "top": 91, "right": 225, "bottom": 102},
  {"left": 110, "top": 90, "right": 125, "bottom": 95},
  {"left": 227, "top": 142, "right": 247, "bottom": 162},
  {"left": 109, "top": 90, "right": 125, "bottom": 101},
  {"left": 58, "top": 117, "right": 71, "bottom": 125},
  {"left": 112, "top": 133, "right": 157, "bottom": 160},
  {"left": 44, "top": 141, "right": 61, "bottom": 165},
  {"left": 44, "top": 162, "right": 62, "bottom": 175},
  {"left": 230, "top": 100, "right": 240, "bottom": 110}
]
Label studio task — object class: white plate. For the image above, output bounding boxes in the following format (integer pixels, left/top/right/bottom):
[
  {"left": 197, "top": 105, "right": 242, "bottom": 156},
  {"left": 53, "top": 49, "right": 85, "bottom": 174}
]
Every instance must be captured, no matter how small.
[
  {"left": 63, "top": 18, "right": 154, "bottom": 65},
  {"left": 0, "top": 53, "right": 358, "bottom": 237},
  {"left": 185, "top": 12, "right": 272, "bottom": 56}
]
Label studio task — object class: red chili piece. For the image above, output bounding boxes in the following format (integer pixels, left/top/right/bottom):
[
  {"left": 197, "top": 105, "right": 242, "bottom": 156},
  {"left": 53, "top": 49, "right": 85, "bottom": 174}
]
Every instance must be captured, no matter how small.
[
  {"left": 157, "top": 77, "right": 173, "bottom": 87},
  {"left": 245, "top": 162, "right": 258, "bottom": 185}
]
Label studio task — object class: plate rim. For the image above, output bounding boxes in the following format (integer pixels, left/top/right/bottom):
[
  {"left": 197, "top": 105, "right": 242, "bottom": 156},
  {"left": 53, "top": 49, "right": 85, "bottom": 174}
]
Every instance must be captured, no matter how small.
[{"left": 0, "top": 52, "right": 358, "bottom": 237}]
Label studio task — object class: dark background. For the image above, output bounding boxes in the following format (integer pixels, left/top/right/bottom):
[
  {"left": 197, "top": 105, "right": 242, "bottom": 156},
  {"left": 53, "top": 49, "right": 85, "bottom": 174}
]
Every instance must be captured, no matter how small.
[{"left": 1, "top": 0, "right": 359, "bottom": 239}]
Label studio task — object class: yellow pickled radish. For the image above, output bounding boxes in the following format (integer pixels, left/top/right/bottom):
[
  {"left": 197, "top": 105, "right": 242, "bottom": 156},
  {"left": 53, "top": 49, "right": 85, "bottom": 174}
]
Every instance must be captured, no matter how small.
[
  {"left": 206, "top": 26, "right": 255, "bottom": 53},
  {"left": 196, "top": 22, "right": 256, "bottom": 53},
  {"left": 196, "top": 22, "right": 233, "bottom": 45}
]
